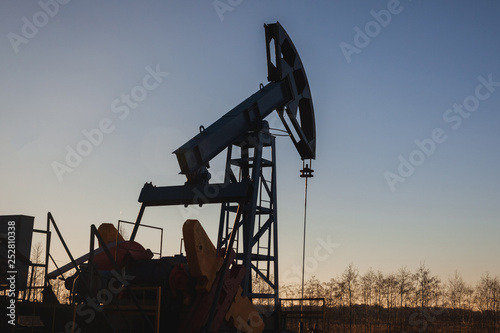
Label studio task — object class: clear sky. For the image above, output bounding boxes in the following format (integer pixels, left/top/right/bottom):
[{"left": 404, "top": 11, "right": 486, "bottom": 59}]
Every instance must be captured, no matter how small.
[{"left": 1, "top": 1, "right": 499, "bottom": 286}]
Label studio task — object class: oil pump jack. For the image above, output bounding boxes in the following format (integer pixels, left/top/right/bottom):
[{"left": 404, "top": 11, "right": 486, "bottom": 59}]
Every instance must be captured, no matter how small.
[
  {"left": 130, "top": 21, "right": 316, "bottom": 329},
  {"left": 135, "top": 18, "right": 315, "bottom": 300},
  {"left": 1, "top": 22, "right": 316, "bottom": 333},
  {"left": 131, "top": 22, "right": 316, "bottom": 330}
]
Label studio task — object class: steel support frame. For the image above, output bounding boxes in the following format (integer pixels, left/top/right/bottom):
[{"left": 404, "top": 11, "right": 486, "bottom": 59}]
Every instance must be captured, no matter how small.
[{"left": 217, "top": 131, "right": 279, "bottom": 310}]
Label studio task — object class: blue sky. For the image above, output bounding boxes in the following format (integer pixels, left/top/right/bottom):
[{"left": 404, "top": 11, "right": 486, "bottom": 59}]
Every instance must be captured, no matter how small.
[{"left": 1, "top": 1, "right": 499, "bottom": 286}]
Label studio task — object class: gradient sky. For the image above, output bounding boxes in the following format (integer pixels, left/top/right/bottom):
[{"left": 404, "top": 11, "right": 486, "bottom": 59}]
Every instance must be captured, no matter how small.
[{"left": 1, "top": 1, "right": 499, "bottom": 287}]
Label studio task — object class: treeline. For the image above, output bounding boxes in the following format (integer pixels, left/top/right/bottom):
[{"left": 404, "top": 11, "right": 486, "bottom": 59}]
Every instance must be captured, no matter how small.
[{"left": 274, "top": 263, "right": 500, "bottom": 333}]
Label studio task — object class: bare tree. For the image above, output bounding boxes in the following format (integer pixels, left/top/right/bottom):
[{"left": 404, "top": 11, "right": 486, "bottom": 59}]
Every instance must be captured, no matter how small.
[
  {"left": 447, "top": 271, "right": 465, "bottom": 331},
  {"left": 384, "top": 273, "right": 398, "bottom": 331},
  {"left": 27, "top": 242, "right": 44, "bottom": 301},
  {"left": 463, "top": 283, "right": 474, "bottom": 313},
  {"left": 323, "top": 277, "right": 339, "bottom": 332},
  {"left": 374, "top": 270, "right": 385, "bottom": 322},
  {"left": 360, "top": 268, "right": 375, "bottom": 332},
  {"left": 360, "top": 268, "right": 375, "bottom": 307},
  {"left": 305, "top": 275, "right": 324, "bottom": 299},
  {"left": 279, "top": 264, "right": 500, "bottom": 332},
  {"left": 252, "top": 274, "right": 274, "bottom": 309},
  {"left": 396, "top": 266, "right": 413, "bottom": 330},
  {"left": 475, "top": 272, "right": 500, "bottom": 330},
  {"left": 414, "top": 262, "right": 439, "bottom": 309},
  {"left": 323, "top": 277, "right": 340, "bottom": 308},
  {"left": 340, "top": 263, "right": 358, "bottom": 333},
  {"left": 280, "top": 282, "right": 299, "bottom": 299}
]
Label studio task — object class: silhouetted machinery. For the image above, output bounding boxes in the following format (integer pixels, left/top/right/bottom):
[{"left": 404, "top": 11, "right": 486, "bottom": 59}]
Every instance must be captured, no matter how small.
[{"left": 1, "top": 22, "right": 316, "bottom": 332}]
